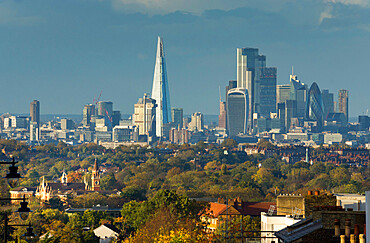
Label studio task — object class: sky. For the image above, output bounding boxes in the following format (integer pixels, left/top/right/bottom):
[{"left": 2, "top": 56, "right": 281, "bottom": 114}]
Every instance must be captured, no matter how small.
[{"left": 0, "top": 0, "right": 369, "bottom": 117}]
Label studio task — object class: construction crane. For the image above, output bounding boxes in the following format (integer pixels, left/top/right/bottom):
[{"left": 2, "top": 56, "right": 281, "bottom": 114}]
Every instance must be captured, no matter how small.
[{"left": 93, "top": 91, "right": 102, "bottom": 106}]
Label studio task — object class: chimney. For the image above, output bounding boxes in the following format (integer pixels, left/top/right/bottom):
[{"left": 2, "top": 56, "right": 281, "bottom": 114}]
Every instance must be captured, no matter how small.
[
  {"left": 354, "top": 224, "right": 359, "bottom": 236},
  {"left": 345, "top": 219, "right": 351, "bottom": 238},
  {"left": 334, "top": 219, "right": 340, "bottom": 237}
]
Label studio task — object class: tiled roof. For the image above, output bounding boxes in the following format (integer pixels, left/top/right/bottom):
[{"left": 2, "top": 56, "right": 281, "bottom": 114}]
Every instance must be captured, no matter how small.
[{"left": 240, "top": 202, "right": 276, "bottom": 216}]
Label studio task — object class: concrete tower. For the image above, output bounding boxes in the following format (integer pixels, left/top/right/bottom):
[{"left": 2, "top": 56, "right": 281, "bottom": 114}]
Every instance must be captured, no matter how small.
[{"left": 151, "top": 36, "right": 171, "bottom": 138}]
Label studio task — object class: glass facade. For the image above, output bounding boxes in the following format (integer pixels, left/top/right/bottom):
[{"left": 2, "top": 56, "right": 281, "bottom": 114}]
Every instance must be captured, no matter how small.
[
  {"left": 306, "top": 82, "right": 324, "bottom": 127},
  {"left": 151, "top": 36, "right": 172, "bottom": 137},
  {"left": 227, "top": 88, "right": 248, "bottom": 137}
]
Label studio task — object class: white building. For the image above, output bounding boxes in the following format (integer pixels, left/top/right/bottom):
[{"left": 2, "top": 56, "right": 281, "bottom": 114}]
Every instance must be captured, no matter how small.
[
  {"left": 324, "top": 133, "right": 343, "bottom": 144},
  {"left": 93, "top": 224, "right": 119, "bottom": 243},
  {"left": 261, "top": 212, "right": 301, "bottom": 243},
  {"left": 335, "top": 193, "right": 366, "bottom": 211}
]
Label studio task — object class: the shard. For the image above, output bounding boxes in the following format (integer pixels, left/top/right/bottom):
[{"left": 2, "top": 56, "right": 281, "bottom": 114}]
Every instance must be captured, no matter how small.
[{"left": 151, "top": 36, "right": 171, "bottom": 138}]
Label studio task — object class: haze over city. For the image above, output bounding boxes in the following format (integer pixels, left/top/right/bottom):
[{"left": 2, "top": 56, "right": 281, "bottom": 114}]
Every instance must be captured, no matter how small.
[{"left": 0, "top": 0, "right": 369, "bottom": 116}]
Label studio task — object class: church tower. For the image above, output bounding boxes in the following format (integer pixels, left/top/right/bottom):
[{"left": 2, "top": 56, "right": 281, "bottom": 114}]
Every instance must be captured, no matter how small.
[{"left": 91, "top": 159, "right": 100, "bottom": 191}]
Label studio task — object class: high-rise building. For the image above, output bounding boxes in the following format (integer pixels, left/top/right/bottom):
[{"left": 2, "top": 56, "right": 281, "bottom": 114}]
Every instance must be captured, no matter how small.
[
  {"left": 133, "top": 94, "right": 157, "bottom": 136},
  {"left": 237, "top": 48, "right": 266, "bottom": 132},
  {"left": 151, "top": 36, "right": 171, "bottom": 138},
  {"left": 61, "top": 118, "right": 73, "bottom": 130},
  {"left": 227, "top": 88, "right": 248, "bottom": 137},
  {"left": 82, "top": 104, "right": 96, "bottom": 127},
  {"left": 218, "top": 101, "right": 227, "bottom": 129},
  {"left": 259, "top": 67, "right": 277, "bottom": 118},
  {"left": 30, "top": 100, "right": 40, "bottom": 141},
  {"left": 289, "top": 74, "right": 307, "bottom": 118},
  {"left": 358, "top": 115, "right": 370, "bottom": 131},
  {"left": 321, "top": 89, "right": 334, "bottom": 120},
  {"left": 171, "top": 108, "right": 183, "bottom": 129},
  {"left": 306, "top": 82, "right": 324, "bottom": 128},
  {"left": 189, "top": 112, "right": 204, "bottom": 132},
  {"left": 30, "top": 100, "right": 40, "bottom": 124},
  {"left": 338, "top": 89, "right": 349, "bottom": 123},
  {"left": 285, "top": 100, "right": 297, "bottom": 131},
  {"left": 276, "top": 84, "right": 291, "bottom": 105},
  {"left": 225, "top": 80, "right": 237, "bottom": 101},
  {"left": 97, "top": 101, "right": 113, "bottom": 119},
  {"left": 112, "top": 111, "right": 121, "bottom": 127}
]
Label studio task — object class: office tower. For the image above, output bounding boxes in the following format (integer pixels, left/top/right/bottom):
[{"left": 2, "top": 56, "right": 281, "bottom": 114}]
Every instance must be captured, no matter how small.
[
  {"left": 61, "top": 119, "right": 73, "bottom": 130},
  {"left": 276, "top": 84, "right": 291, "bottom": 104},
  {"left": 97, "top": 101, "right": 113, "bottom": 119},
  {"left": 259, "top": 67, "right": 277, "bottom": 118},
  {"left": 189, "top": 112, "right": 204, "bottom": 131},
  {"left": 218, "top": 101, "right": 227, "bottom": 129},
  {"left": 30, "top": 100, "right": 40, "bottom": 141},
  {"left": 237, "top": 48, "right": 265, "bottom": 131},
  {"left": 227, "top": 88, "right": 248, "bottom": 137},
  {"left": 359, "top": 115, "right": 370, "bottom": 131},
  {"left": 133, "top": 94, "right": 157, "bottom": 136},
  {"left": 306, "top": 82, "right": 324, "bottom": 127},
  {"left": 338, "top": 89, "right": 349, "bottom": 123},
  {"left": 30, "top": 100, "right": 40, "bottom": 124},
  {"left": 83, "top": 104, "right": 95, "bottom": 127},
  {"left": 277, "top": 103, "right": 286, "bottom": 132},
  {"left": 225, "top": 80, "right": 237, "bottom": 101},
  {"left": 321, "top": 89, "right": 334, "bottom": 120},
  {"left": 289, "top": 74, "right": 307, "bottom": 118},
  {"left": 285, "top": 100, "right": 297, "bottom": 131},
  {"left": 151, "top": 36, "right": 171, "bottom": 137},
  {"left": 171, "top": 108, "right": 183, "bottom": 129},
  {"left": 113, "top": 126, "right": 138, "bottom": 142},
  {"left": 112, "top": 111, "right": 121, "bottom": 127}
]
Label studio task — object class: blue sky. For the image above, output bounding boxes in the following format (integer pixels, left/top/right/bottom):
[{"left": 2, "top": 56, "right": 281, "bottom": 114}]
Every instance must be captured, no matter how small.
[{"left": 0, "top": 0, "right": 369, "bottom": 117}]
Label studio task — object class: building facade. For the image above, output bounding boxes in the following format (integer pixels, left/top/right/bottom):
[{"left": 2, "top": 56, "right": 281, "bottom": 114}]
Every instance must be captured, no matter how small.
[
  {"left": 338, "top": 89, "right": 349, "bottom": 123},
  {"left": 151, "top": 36, "right": 172, "bottom": 138},
  {"left": 306, "top": 82, "right": 324, "bottom": 128},
  {"left": 171, "top": 108, "right": 183, "bottom": 129},
  {"left": 133, "top": 94, "right": 156, "bottom": 137},
  {"left": 259, "top": 67, "right": 277, "bottom": 118},
  {"left": 227, "top": 88, "right": 249, "bottom": 137}
]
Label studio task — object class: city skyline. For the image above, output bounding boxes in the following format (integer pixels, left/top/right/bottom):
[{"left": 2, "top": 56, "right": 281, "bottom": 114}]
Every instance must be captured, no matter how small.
[{"left": 0, "top": 0, "right": 369, "bottom": 116}]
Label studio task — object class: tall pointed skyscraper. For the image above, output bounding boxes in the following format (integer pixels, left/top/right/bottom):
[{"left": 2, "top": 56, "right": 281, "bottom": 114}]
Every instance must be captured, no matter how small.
[{"left": 151, "top": 36, "right": 171, "bottom": 137}]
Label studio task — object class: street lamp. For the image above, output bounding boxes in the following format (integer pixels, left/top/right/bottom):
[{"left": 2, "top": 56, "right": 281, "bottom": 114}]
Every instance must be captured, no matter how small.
[
  {"left": 1, "top": 158, "right": 22, "bottom": 188},
  {"left": 22, "top": 224, "right": 36, "bottom": 242},
  {"left": 16, "top": 195, "right": 32, "bottom": 221}
]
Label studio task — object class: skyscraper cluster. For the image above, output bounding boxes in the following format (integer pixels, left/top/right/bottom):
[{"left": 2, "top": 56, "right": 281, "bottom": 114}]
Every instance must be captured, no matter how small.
[{"left": 223, "top": 47, "right": 349, "bottom": 138}]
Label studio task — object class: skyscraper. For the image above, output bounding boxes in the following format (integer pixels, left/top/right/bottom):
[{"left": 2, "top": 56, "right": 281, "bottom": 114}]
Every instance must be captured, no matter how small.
[
  {"left": 30, "top": 100, "right": 40, "bottom": 124},
  {"left": 30, "top": 100, "right": 40, "bottom": 141},
  {"left": 83, "top": 104, "right": 95, "bottom": 127},
  {"left": 276, "top": 84, "right": 291, "bottom": 104},
  {"left": 306, "top": 82, "right": 324, "bottom": 128},
  {"left": 236, "top": 48, "right": 265, "bottom": 132},
  {"left": 151, "top": 36, "right": 171, "bottom": 137},
  {"left": 171, "top": 108, "right": 183, "bottom": 129},
  {"left": 289, "top": 74, "right": 307, "bottom": 118},
  {"left": 218, "top": 101, "right": 227, "bottom": 129},
  {"left": 133, "top": 94, "right": 157, "bottom": 136},
  {"left": 321, "top": 89, "right": 334, "bottom": 120},
  {"left": 338, "top": 89, "right": 349, "bottom": 123},
  {"left": 258, "top": 67, "right": 277, "bottom": 118},
  {"left": 227, "top": 88, "right": 249, "bottom": 137}
]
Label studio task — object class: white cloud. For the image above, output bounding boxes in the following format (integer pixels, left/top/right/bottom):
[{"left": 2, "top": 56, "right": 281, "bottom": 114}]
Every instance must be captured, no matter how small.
[
  {"left": 111, "top": 0, "right": 287, "bottom": 14},
  {"left": 325, "top": 0, "right": 370, "bottom": 7}
]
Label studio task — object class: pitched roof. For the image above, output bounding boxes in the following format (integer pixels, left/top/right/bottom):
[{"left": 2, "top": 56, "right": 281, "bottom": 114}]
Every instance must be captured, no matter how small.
[
  {"left": 275, "top": 218, "right": 322, "bottom": 243},
  {"left": 46, "top": 182, "right": 85, "bottom": 192},
  {"left": 206, "top": 203, "right": 241, "bottom": 218},
  {"left": 240, "top": 202, "right": 276, "bottom": 216}
]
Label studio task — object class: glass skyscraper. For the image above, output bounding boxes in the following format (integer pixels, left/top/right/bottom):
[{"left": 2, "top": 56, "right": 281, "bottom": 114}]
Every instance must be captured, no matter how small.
[
  {"left": 151, "top": 36, "right": 171, "bottom": 137},
  {"left": 227, "top": 88, "right": 249, "bottom": 137},
  {"left": 306, "top": 82, "right": 324, "bottom": 127}
]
